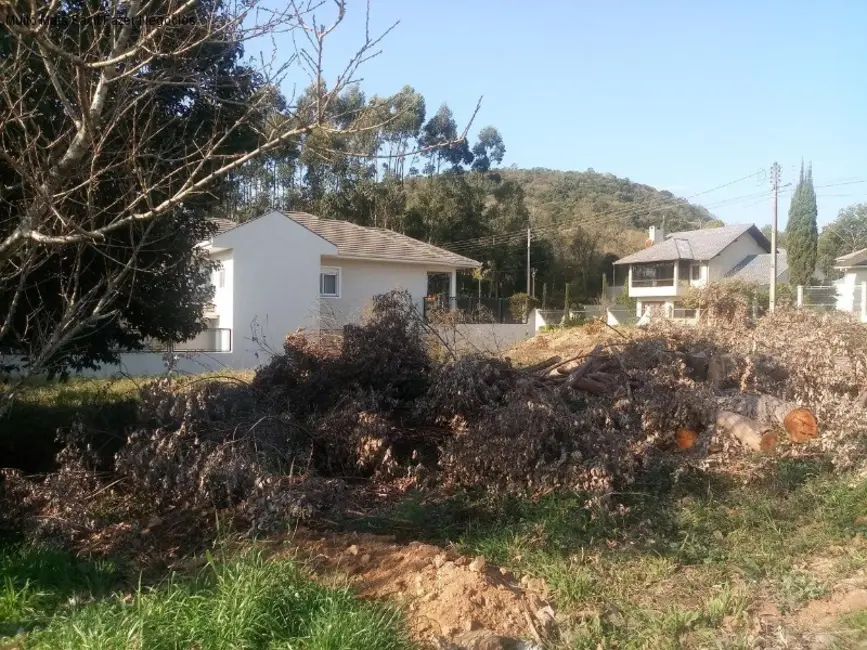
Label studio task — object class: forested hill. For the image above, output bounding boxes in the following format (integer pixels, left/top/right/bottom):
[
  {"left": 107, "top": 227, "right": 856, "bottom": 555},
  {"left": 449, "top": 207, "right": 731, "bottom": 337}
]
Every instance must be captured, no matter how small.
[
  {"left": 502, "top": 167, "right": 721, "bottom": 247},
  {"left": 212, "top": 80, "right": 723, "bottom": 302}
]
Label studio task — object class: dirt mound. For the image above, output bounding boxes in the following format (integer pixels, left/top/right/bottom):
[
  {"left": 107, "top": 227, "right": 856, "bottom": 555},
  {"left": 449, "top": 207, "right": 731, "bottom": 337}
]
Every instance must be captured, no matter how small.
[{"left": 288, "top": 530, "right": 551, "bottom": 649}]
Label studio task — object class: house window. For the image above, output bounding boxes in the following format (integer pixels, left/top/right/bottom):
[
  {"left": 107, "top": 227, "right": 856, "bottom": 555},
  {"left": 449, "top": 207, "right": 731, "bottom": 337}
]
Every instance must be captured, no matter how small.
[
  {"left": 690, "top": 264, "right": 701, "bottom": 282},
  {"left": 216, "top": 268, "right": 225, "bottom": 288},
  {"left": 320, "top": 267, "right": 340, "bottom": 298}
]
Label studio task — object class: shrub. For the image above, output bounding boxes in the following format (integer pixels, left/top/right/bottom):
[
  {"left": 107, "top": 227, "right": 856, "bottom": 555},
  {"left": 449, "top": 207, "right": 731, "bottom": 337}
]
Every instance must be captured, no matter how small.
[{"left": 508, "top": 292, "right": 539, "bottom": 322}]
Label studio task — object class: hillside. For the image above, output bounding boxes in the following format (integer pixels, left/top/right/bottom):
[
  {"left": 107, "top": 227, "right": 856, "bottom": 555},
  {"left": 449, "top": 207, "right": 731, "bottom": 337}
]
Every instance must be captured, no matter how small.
[{"left": 502, "top": 167, "right": 722, "bottom": 256}]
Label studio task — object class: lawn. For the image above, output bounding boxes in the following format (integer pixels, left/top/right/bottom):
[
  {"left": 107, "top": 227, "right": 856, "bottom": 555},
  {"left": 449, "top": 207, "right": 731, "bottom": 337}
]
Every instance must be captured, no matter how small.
[
  {"left": 1, "top": 372, "right": 253, "bottom": 472},
  {"left": 349, "top": 459, "right": 867, "bottom": 649},
  {"left": 0, "top": 545, "right": 410, "bottom": 650}
]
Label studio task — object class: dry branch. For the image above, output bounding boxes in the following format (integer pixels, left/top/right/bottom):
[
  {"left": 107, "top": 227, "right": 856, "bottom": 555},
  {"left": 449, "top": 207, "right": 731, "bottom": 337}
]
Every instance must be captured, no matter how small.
[{"left": 523, "top": 356, "right": 562, "bottom": 374}]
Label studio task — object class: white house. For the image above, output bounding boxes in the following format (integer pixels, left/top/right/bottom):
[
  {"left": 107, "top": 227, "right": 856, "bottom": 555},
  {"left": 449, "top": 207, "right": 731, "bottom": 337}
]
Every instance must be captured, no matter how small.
[
  {"left": 833, "top": 248, "right": 867, "bottom": 320},
  {"left": 200, "top": 210, "right": 482, "bottom": 365},
  {"left": 614, "top": 224, "right": 787, "bottom": 318},
  {"left": 84, "top": 210, "right": 480, "bottom": 376}
]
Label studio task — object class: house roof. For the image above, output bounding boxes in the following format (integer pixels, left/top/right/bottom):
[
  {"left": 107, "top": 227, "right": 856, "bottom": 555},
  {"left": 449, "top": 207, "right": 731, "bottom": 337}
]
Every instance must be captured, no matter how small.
[
  {"left": 724, "top": 250, "right": 787, "bottom": 283},
  {"left": 614, "top": 223, "right": 770, "bottom": 265},
  {"left": 211, "top": 212, "right": 481, "bottom": 269},
  {"left": 835, "top": 247, "right": 867, "bottom": 268},
  {"left": 210, "top": 218, "right": 238, "bottom": 235}
]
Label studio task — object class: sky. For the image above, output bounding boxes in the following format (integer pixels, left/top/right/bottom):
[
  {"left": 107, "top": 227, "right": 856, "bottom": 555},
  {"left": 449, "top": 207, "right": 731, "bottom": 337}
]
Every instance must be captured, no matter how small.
[{"left": 262, "top": 0, "right": 867, "bottom": 230}]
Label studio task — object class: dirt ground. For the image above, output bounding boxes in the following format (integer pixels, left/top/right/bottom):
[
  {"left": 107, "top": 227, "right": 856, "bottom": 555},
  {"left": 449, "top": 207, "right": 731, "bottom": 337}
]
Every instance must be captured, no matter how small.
[
  {"left": 280, "top": 526, "right": 867, "bottom": 650},
  {"left": 285, "top": 530, "right": 553, "bottom": 649},
  {"left": 504, "top": 324, "right": 623, "bottom": 367}
]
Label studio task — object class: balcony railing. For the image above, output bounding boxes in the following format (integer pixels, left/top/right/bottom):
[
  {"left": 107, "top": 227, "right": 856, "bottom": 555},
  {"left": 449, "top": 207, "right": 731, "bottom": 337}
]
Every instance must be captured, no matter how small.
[{"left": 630, "top": 278, "right": 675, "bottom": 288}]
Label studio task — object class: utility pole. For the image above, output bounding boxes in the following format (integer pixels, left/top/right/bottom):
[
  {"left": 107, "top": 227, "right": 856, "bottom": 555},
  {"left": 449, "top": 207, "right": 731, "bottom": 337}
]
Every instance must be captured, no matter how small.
[
  {"left": 769, "top": 162, "right": 781, "bottom": 311},
  {"left": 531, "top": 268, "right": 537, "bottom": 298},
  {"left": 526, "top": 226, "right": 532, "bottom": 295}
]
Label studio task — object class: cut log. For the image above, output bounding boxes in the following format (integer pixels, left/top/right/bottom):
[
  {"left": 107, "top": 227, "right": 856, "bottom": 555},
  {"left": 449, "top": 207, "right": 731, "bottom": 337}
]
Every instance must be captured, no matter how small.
[
  {"left": 783, "top": 407, "right": 819, "bottom": 443},
  {"left": 676, "top": 428, "right": 698, "bottom": 450},
  {"left": 567, "top": 345, "right": 604, "bottom": 381},
  {"left": 547, "top": 351, "right": 592, "bottom": 375},
  {"left": 586, "top": 372, "right": 618, "bottom": 391},
  {"left": 716, "top": 411, "right": 778, "bottom": 453},
  {"left": 569, "top": 376, "right": 608, "bottom": 394},
  {"left": 717, "top": 393, "right": 818, "bottom": 443},
  {"left": 523, "top": 356, "right": 562, "bottom": 374}
]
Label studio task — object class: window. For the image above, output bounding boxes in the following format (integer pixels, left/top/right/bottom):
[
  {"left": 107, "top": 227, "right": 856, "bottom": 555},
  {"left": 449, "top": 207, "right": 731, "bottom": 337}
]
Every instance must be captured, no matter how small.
[
  {"left": 216, "top": 268, "right": 226, "bottom": 288},
  {"left": 690, "top": 264, "right": 702, "bottom": 282},
  {"left": 320, "top": 267, "right": 340, "bottom": 298}
]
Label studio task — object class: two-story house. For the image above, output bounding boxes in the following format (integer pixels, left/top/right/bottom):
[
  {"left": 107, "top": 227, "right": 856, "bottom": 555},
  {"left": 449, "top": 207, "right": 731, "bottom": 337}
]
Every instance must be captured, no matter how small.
[{"left": 614, "top": 223, "right": 785, "bottom": 318}]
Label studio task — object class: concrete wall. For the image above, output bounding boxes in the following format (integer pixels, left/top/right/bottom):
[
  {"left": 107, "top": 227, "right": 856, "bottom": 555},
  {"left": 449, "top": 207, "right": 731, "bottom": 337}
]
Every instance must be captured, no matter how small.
[
  {"left": 435, "top": 323, "right": 534, "bottom": 355},
  {"left": 319, "top": 256, "right": 430, "bottom": 328},
  {"left": 212, "top": 211, "right": 337, "bottom": 366},
  {"left": 3, "top": 351, "right": 237, "bottom": 379},
  {"left": 706, "top": 233, "right": 767, "bottom": 281}
]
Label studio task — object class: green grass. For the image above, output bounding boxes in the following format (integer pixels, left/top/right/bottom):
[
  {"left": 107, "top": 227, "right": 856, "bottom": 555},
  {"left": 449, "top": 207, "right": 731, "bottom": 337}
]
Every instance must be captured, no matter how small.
[
  {"left": 0, "top": 544, "right": 119, "bottom": 637},
  {"left": 1, "top": 547, "right": 410, "bottom": 650},
  {"left": 1, "top": 371, "right": 254, "bottom": 472},
  {"left": 346, "top": 458, "right": 867, "bottom": 648}
]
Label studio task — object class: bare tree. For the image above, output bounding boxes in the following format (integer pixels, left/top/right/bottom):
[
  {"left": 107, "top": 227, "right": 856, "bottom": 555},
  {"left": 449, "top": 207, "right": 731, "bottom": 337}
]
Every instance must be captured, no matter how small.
[{"left": 0, "top": 0, "right": 472, "bottom": 408}]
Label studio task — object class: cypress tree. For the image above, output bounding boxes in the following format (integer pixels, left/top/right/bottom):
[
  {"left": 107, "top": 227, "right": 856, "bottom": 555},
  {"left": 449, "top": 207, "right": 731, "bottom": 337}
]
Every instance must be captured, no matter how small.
[{"left": 786, "top": 162, "right": 819, "bottom": 287}]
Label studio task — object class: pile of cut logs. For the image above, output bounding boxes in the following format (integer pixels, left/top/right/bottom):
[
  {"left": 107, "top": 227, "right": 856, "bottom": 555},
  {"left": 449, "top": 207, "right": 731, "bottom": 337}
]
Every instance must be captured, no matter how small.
[{"left": 521, "top": 345, "right": 818, "bottom": 454}]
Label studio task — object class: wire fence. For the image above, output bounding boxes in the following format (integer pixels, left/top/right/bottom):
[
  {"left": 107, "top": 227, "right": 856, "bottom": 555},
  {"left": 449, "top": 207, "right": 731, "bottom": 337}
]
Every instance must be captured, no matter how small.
[{"left": 423, "top": 295, "right": 518, "bottom": 324}]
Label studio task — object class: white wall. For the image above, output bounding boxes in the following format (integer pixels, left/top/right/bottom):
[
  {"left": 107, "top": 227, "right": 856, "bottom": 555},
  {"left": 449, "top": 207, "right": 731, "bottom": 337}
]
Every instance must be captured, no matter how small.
[
  {"left": 688, "top": 262, "right": 708, "bottom": 287},
  {"left": 210, "top": 250, "right": 233, "bottom": 331},
  {"left": 434, "top": 323, "right": 534, "bottom": 355},
  {"left": 4, "top": 352, "right": 235, "bottom": 379},
  {"left": 319, "top": 256, "right": 429, "bottom": 328},
  {"left": 707, "top": 234, "right": 767, "bottom": 281},
  {"left": 836, "top": 271, "right": 867, "bottom": 313},
  {"left": 211, "top": 211, "right": 337, "bottom": 366}
]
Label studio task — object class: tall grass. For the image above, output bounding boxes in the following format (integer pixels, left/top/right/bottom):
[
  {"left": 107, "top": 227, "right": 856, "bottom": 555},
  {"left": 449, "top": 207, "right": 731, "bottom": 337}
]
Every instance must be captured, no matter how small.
[
  {"left": 0, "top": 544, "right": 118, "bottom": 636},
  {"left": 4, "top": 549, "right": 410, "bottom": 650}
]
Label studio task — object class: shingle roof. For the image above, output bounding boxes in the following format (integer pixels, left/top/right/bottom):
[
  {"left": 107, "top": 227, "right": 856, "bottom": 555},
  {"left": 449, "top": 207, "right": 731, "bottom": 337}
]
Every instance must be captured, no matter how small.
[
  {"left": 835, "top": 247, "right": 867, "bottom": 268},
  {"left": 724, "top": 250, "right": 787, "bottom": 284},
  {"left": 211, "top": 212, "right": 481, "bottom": 268},
  {"left": 211, "top": 218, "right": 238, "bottom": 235},
  {"left": 614, "top": 223, "right": 770, "bottom": 265}
]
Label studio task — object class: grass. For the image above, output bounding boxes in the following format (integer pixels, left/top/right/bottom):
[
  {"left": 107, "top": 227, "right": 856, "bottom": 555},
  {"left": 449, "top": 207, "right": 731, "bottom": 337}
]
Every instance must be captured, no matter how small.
[
  {"left": 0, "top": 546, "right": 410, "bottom": 650},
  {"left": 0, "top": 544, "right": 120, "bottom": 637},
  {"left": 348, "top": 458, "right": 867, "bottom": 648},
  {"left": 1, "top": 371, "right": 254, "bottom": 472}
]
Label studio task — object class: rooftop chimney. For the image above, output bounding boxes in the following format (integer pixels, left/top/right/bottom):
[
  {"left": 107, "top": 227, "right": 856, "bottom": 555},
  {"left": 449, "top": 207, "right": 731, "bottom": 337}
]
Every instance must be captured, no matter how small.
[{"left": 648, "top": 225, "right": 664, "bottom": 245}]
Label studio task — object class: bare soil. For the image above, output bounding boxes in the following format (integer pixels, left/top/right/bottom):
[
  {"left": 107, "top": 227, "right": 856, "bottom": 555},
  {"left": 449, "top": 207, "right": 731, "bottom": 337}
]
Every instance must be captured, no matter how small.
[{"left": 285, "top": 530, "right": 553, "bottom": 649}]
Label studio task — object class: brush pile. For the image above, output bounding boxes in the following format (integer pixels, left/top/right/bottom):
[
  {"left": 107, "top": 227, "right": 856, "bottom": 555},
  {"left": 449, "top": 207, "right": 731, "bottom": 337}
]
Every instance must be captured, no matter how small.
[{"left": 3, "top": 291, "right": 866, "bottom": 551}]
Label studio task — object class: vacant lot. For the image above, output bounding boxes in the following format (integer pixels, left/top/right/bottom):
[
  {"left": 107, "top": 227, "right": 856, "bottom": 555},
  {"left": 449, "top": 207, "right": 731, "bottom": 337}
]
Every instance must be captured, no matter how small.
[
  {"left": 3, "top": 457, "right": 866, "bottom": 649},
  {"left": 3, "top": 309, "right": 867, "bottom": 649}
]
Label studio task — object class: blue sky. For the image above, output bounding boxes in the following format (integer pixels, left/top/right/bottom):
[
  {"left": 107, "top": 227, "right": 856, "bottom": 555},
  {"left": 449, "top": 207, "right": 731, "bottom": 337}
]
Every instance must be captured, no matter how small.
[{"left": 265, "top": 0, "right": 867, "bottom": 229}]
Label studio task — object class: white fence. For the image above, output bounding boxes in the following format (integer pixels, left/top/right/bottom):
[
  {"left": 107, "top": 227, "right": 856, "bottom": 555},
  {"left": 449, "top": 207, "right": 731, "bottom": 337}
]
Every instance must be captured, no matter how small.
[{"left": 797, "top": 283, "right": 867, "bottom": 322}]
